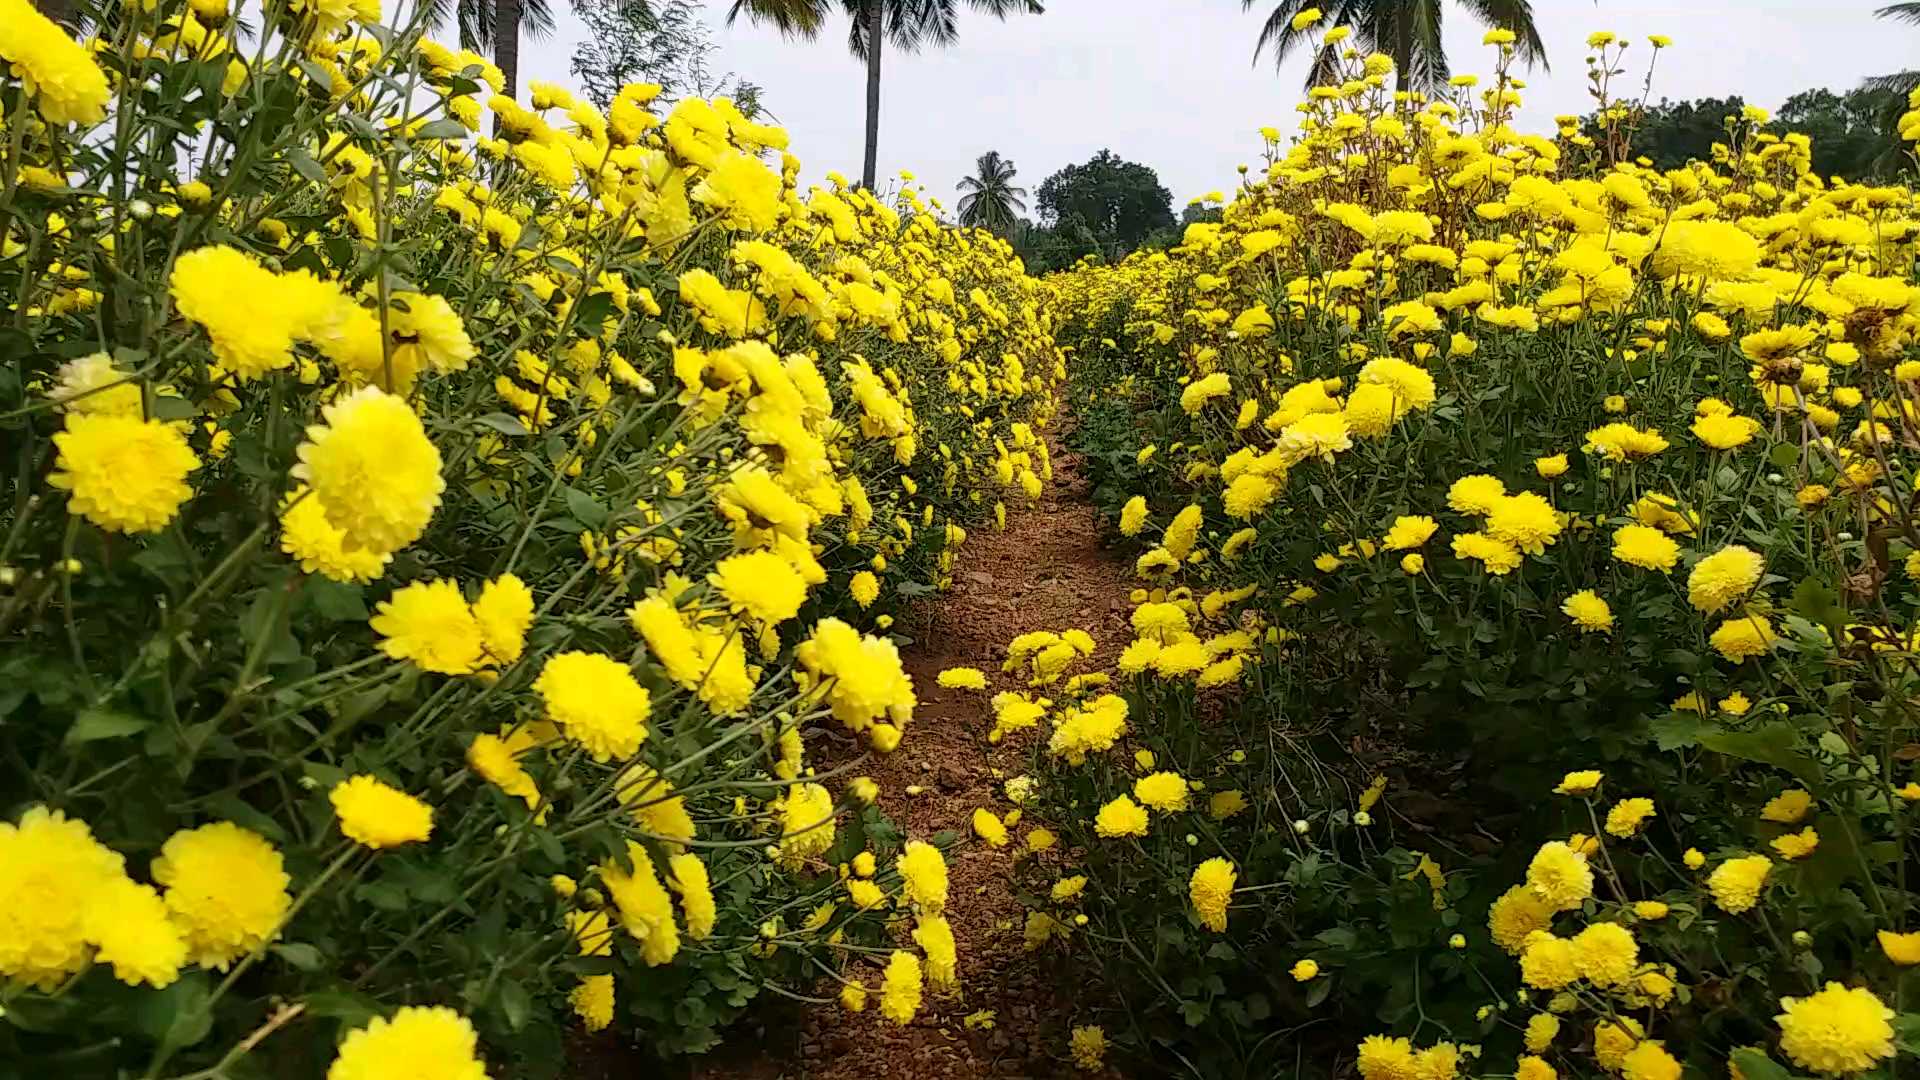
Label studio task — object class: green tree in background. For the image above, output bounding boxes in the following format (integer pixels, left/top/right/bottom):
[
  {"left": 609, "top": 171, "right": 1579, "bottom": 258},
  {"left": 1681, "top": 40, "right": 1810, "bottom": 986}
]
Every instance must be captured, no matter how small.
[
  {"left": 1022, "top": 150, "right": 1174, "bottom": 271},
  {"left": 1603, "top": 89, "right": 1908, "bottom": 181},
  {"left": 572, "top": 0, "right": 763, "bottom": 111},
  {"left": 727, "top": 0, "right": 1041, "bottom": 190},
  {"left": 956, "top": 151, "right": 1029, "bottom": 236},
  {"left": 1243, "top": 0, "right": 1547, "bottom": 92}
]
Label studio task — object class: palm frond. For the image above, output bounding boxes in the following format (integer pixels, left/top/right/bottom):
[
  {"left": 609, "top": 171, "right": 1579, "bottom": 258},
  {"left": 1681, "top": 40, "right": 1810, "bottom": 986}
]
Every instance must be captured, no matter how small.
[
  {"left": 1860, "top": 69, "right": 1920, "bottom": 96},
  {"left": 1877, "top": 2, "right": 1920, "bottom": 26},
  {"left": 1457, "top": 0, "right": 1549, "bottom": 69},
  {"left": 727, "top": 0, "right": 828, "bottom": 37}
]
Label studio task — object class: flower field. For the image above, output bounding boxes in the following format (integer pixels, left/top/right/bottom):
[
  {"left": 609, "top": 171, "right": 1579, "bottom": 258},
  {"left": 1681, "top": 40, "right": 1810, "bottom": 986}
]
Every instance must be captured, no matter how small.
[{"left": 8, "top": 0, "right": 1920, "bottom": 1077}]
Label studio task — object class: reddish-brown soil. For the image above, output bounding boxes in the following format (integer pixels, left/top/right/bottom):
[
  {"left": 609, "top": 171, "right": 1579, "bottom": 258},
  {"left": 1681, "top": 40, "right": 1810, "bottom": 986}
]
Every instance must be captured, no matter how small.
[{"left": 683, "top": 425, "right": 1138, "bottom": 1080}]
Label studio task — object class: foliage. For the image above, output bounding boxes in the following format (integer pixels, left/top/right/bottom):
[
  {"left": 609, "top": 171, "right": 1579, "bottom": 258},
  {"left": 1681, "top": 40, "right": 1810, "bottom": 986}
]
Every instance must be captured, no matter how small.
[
  {"left": 1242, "top": 0, "right": 1548, "bottom": 92},
  {"left": 1027, "top": 149, "right": 1175, "bottom": 271},
  {"left": 956, "top": 150, "right": 1028, "bottom": 236},
  {"left": 1599, "top": 90, "right": 1910, "bottom": 181},
  {"left": 0, "top": 0, "right": 1064, "bottom": 1075},
  {"left": 1042, "top": 22, "right": 1920, "bottom": 1080},
  {"left": 570, "top": 0, "right": 763, "bottom": 112}
]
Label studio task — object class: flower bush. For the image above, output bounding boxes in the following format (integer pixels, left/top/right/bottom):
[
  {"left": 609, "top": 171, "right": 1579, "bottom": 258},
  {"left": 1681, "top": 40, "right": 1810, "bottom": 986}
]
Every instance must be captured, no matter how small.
[
  {"left": 1039, "top": 21, "right": 1920, "bottom": 1079},
  {"left": 0, "top": 0, "right": 1061, "bottom": 1072}
]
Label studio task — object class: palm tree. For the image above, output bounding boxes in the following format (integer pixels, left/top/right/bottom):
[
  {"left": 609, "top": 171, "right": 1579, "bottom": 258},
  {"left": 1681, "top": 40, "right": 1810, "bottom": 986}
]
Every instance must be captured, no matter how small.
[
  {"left": 1862, "top": 3, "right": 1920, "bottom": 99},
  {"left": 1243, "top": 0, "right": 1547, "bottom": 94},
  {"left": 728, "top": 0, "right": 1043, "bottom": 190},
  {"left": 956, "top": 151, "right": 1027, "bottom": 235},
  {"left": 422, "top": 0, "right": 567, "bottom": 96}
]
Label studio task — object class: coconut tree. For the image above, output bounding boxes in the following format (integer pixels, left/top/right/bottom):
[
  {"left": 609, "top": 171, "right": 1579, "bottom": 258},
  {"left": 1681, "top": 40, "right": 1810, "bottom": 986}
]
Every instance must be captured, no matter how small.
[
  {"left": 956, "top": 151, "right": 1028, "bottom": 235},
  {"left": 421, "top": 0, "right": 566, "bottom": 96},
  {"left": 1862, "top": 3, "right": 1920, "bottom": 99},
  {"left": 1243, "top": 0, "right": 1547, "bottom": 93},
  {"left": 728, "top": 0, "right": 1043, "bottom": 190}
]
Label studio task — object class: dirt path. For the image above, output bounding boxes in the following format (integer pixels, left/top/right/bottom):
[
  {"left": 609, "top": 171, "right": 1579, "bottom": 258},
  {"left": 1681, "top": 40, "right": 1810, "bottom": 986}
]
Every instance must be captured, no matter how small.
[{"left": 701, "top": 422, "right": 1137, "bottom": 1080}]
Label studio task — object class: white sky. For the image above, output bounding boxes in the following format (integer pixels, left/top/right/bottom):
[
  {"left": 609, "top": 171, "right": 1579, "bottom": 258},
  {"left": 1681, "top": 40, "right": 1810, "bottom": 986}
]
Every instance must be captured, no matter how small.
[{"left": 510, "top": 1, "right": 1917, "bottom": 215}]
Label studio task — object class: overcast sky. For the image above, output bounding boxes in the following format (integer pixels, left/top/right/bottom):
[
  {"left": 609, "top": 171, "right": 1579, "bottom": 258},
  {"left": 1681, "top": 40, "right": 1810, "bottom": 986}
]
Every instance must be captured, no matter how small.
[{"left": 511, "top": 1, "right": 1916, "bottom": 214}]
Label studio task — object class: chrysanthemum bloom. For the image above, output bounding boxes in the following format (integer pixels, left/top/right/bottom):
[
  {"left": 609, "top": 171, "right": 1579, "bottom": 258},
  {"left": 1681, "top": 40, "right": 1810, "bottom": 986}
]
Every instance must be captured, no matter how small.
[
  {"left": 1879, "top": 930, "right": 1920, "bottom": 965},
  {"left": 1619, "top": 1042, "right": 1682, "bottom": 1080},
  {"left": 1707, "top": 854, "right": 1772, "bottom": 913},
  {"left": 1289, "top": 958, "right": 1318, "bottom": 981},
  {"left": 879, "top": 950, "right": 923, "bottom": 1025},
  {"left": 533, "top": 651, "right": 651, "bottom": 762},
  {"left": 152, "top": 821, "right": 292, "bottom": 969},
  {"left": 1612, "top": 524, "right": 1680, "bottom": 572},
  {"left": 1761, "top": 789, "right": 1814, "bottom": 824},
  {"left": 1446, "top": 474, "right": 1506, "bottom": 515},
  {"left": 1519, "top": 931, "right": 1579, "bottom": 989},
  {"left": 1452, "top": 531, "right": 1523, "bottom": 575},
  {"left": 1094, "top": 794, "right": 1150, "bottom": 838},
  {"left": 912, "top": 913, "right": 959, "bottom": 991},
  {"left": 1688, "top": 545, "right": 1765, "bottom": 614},
  {"left": 794, "top": 618, "right": 917, "bottom": 738},
  {"left": 709, "top": 549, "right": 808, "bottom": 625},
  {"left": 1525, "top": 841, "right": 1593, "bottom": 911},
  {"left": 568, "top": 973, "right": 615, "bottom": 1032},
  {"left": 0, "top": 807, "right": 130, "bottom": 988},
  {"left": 1692, "top": 410, "right": 1760, "bottom": 450},
  {"left": 971, "top": 808, "right": 1008, "bottom": 848},
  {"left": 602, "top": 840, "right": 680, "bottom": 965},
  {"left": 1189, "top": 857, "right": 1236, "bottom": 931},
  {"left": 1, "top": 0, "right": 113, "bottom": 126},
  {"left": 1605, "top": 797, "right": 1656, "bottom": 837},
  {"left": 897, "top": 841, "right": 948, "bottom": 914},
  {"left": 838, "top": 983, "right": 868, "bottom": 1013},
  {"left": 1118, "top": 495, "right": 1149, "bottom": 536},
  {"left": 280, "top": 487, "right": 390, "bottom": 583},
  {"left": 1561, "top": 590, "right": 1613, "bottom": 633},
  {"left": 1489, "top": 886, "right": 1555, "bottom": 955},
  {"left": 82, "top": 876, "right": 187, "bottom": 988},
  {"left": 1772, "top": 827, "right": 1820, "bottom": 861},
  {"left": 1524, "top": 1012, "right": 1560, "bottom": 1052},
  {"left": 1069, "top": 1025, "right": 1107, "bottom": 1071},
  {"left": 1383, "top": 515, "right": 1438, "bottom": 550},
  {"left": 1571, "top": 922, "right": 1638, "bottom": 986},
  {"left": 370, "top": 580, "right": 486, "bottom": 675},
  {"left": 1515, "top": 1056, "right": 1556, "bottom": 1080},
  {"left": 936, "top": 666, "right": 988, "bottom": 690},
  {"left": 1776, "top": 982, "right": 1895, "bottom": 1075},
  {"left": 1223, "top": 472, "right": 1279, "bottom": 519},
  {"left": 326, "top": 1005, "right": 488, "bottom": 1080},
  {"left": 1210, "top": 790, "right": 1248, "bottom": 819},
  {"left": 1163, "top": 504, "right": 1205, "bottom": 560},
  {"left": 50, "top": 413, "right": 198, "bottom": 533},
  {"left": 1710, "top": 614, "right": 1779, "bottom": 662},
  {"left": 1356, "top": 1035, "right": 1417, "bottom": 1080},
  {"left": 848, "top": 569, "right": 881, "bottom": 609},
  {"left": 1553, "top": 770, "right": 1602, "bottom": 795},
  {"left": 330, "top": 775, "right": 433, "bottom": 849},
  {"left": 1487, "top": 492, "right": 1562, "bottom": 554},
  {"left": 1134, "top": 771, "right": 1190, "bottom": 812},
  {"left": 292, "top": 386, "right": 444, "bottom": 556}
]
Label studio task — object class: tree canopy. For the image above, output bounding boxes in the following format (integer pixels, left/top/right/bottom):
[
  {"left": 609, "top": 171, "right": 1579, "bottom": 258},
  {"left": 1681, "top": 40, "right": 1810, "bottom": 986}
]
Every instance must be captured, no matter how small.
[
  {"left": 1024, "top": 150, "right": 1175, "bottom": 270},
  {"left": 1602, "top": 87, "right": 1909, "bottom": 180}
]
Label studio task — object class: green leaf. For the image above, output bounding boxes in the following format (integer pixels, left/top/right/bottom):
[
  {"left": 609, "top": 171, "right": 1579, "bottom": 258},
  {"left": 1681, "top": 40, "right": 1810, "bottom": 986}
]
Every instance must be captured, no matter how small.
[
  {"left": 410, "top": 117, "right": 468, "bottom": 141},
  {"left": 1728, "top": 1047, "right": 1795, "bottom": 1080},
  {"left": 132, "top": 972, "right": 214, "bottom": 1051},
  {"left": 1768, "top": 442, "right": 1801, "bottom": 469},
  {"left": 307, "top": 579, "right": 368, "bottom": 621},
  {"left": 1649, "top": 711, "right": 1704, "bottom": 751},
  {"left": 272, "top": 943, "right": 325, "bottom": 971},
  {"left": 475, "top": 412, "right": 530, "bottom": 437},
  {"left": 1791, "top": 577, "right": 1847, "bottom": 631},
  {"left": 564, "top": 488, "right": 608, "bottom": 529},
  {"left": 1305, "top": 978, "right": 1333, "bottom": 1008},
  {"left": 496, "top": 977, "right": 533, "bottom": 1031},
  {"left": 66, "top": 706, "right": 152, "bottom": 745},
  {"left": 1697, "top": 722, "right": 1821, "bottom": 785},
  {"left": 304, "top": 989, "right": 382, "bottom": 1027}
]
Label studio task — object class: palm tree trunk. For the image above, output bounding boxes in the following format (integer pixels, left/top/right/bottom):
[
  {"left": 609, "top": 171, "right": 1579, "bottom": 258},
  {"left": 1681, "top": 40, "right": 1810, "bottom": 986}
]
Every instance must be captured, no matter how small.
[
  {"left": 493, "top": 0, "right": 523, "bottom": 99},
  {"left": 1393, "top": 10, "right": 1412, "bottom": 92},
  {"left": 861, "top": 0, "right": 883, "bottom": 190}
]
